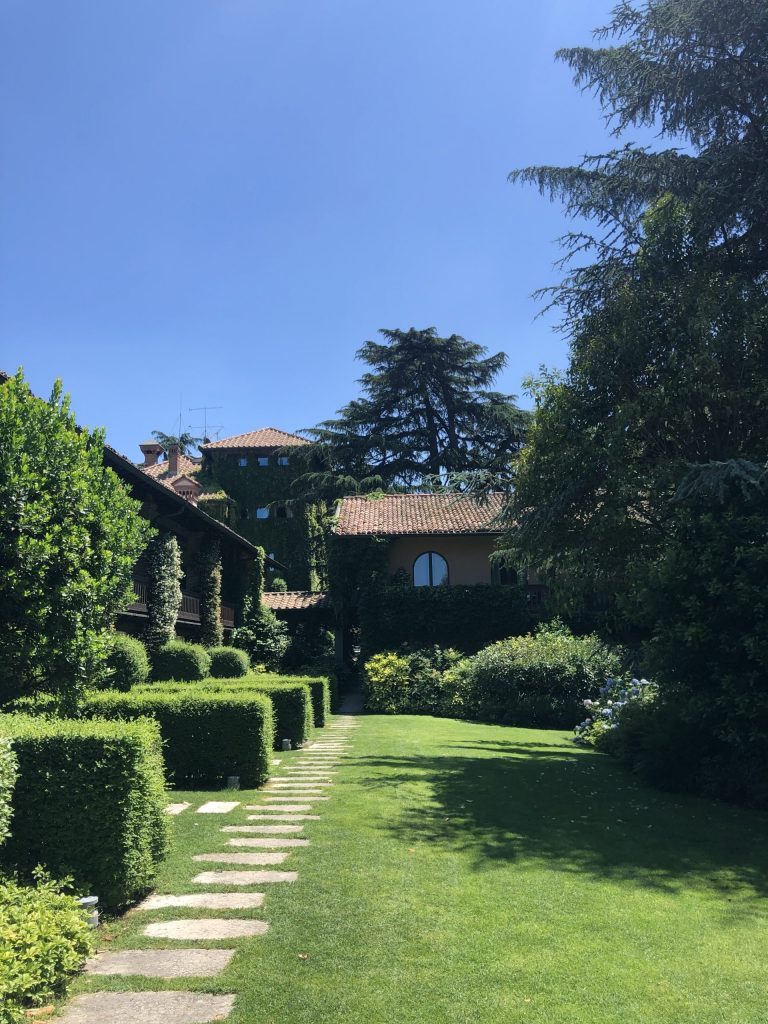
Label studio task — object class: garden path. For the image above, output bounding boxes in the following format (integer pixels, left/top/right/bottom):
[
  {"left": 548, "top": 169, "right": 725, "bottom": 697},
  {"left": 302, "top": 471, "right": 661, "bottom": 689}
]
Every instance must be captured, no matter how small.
[{"left": 58, "top": 717, "right": 360, "bottom": 1024}]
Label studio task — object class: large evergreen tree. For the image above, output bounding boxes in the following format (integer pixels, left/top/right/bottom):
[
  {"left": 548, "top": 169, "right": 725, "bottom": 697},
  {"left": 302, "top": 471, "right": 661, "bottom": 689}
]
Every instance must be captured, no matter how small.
[
  {"left": 506, "top": 0, "right": 768, "bottom": 805},
  {"left": 295, "top": 327, "right": 528, "bottom": 498}
]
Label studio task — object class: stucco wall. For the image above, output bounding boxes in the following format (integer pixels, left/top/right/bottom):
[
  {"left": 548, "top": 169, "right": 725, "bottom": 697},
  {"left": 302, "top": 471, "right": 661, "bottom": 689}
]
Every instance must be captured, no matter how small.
[{"left": 387, "top": 534, "right": 499, "bottom": 585}]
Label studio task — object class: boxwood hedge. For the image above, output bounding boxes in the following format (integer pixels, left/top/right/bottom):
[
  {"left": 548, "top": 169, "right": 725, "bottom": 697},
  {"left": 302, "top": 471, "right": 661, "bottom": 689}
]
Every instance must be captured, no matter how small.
[
  {"left": 0, "top": 736, "right": 18, "bottom": 846},
  {"left": 279, "top": 675, "right": 331, "bottom": 728},
  {"left": 86, "top": 688, "right": 274, "bottom": 787},
  {"left": 0, "top": 715, "right": 169, "bottom": 911}
]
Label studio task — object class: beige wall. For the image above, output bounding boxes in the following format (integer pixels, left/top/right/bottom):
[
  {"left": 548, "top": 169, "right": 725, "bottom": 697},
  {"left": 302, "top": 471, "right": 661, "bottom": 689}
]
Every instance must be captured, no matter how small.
[{"left": 387, "top": 534, "right": 498, "bottom": 586}]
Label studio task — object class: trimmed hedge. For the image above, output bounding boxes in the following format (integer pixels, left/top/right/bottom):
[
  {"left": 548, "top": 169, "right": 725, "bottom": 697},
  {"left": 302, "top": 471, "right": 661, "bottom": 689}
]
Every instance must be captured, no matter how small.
[
  {"left": 281, "top": 675, "right": 331, "bottom": 728},
  {"left": 359, "top": 584, "right": 536, "bottom": 656},
  {"left": 86, "top": 688, "right": 274, "bottom": 787},
  {"left": 0, "top": 736, "right": 17, "bottom": 846},
  {"left": 103, "top": 633, "right": 150, "bottom": 690},
  {"left": 0, "top": 716, "right": 169, "bottom": 911},
  {"left": 0, "top": 874, "right": 93, "bottom": 1023},
  {"left": 209, "top": 646, "right": 250, "bottom": 678},
  {"left": 152, "top": 640, "right": 211, "bottom": 681}
]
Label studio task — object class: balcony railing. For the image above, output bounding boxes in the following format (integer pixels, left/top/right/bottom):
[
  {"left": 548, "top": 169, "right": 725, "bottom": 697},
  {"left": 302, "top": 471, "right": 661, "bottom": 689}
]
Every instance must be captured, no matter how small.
[{"left": 126, "top": 582, "right": 236, "bottom": 627}]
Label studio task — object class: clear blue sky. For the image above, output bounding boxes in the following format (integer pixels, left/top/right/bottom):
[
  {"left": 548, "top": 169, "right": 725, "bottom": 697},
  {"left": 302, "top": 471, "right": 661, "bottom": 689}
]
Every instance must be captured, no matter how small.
[{"left": 1, "top": 0, "right": 617, "bottom": 458}]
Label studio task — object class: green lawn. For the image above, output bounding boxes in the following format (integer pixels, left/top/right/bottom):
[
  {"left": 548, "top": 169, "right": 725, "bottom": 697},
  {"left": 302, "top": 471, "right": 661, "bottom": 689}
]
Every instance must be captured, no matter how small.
[{"left": 72, "top": 715, "right": 768, "bottom": 1023}]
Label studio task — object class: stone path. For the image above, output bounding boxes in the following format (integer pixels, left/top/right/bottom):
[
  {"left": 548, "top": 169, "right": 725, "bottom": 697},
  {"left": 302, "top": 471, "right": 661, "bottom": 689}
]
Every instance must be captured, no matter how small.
[{"left": 60, "top": 715, "right": 360, "bottom": 1023}]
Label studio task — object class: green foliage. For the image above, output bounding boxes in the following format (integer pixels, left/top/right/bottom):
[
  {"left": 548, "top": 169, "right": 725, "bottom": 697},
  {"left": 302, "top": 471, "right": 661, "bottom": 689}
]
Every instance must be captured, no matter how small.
[
  {"left": 0, "top": 738, "right": 18, "bottom": 847},
  {"left": 196, "top": 677, "right": 314, "bottom": 749},
  {"left": 102, "top": 633, "right": 150, "bottom": 691},
  {"left": 359, "top": 583, "right": 535, "bottom": 657},
  {"left": 444, "top": 622, "right": 622, "bottom": 728},
  {"left": 143, "top": 533, "right": 183, "bottom": 652},
  {"left": 84, "top": 687, "right": 273, "bottom": 789},
  {"left": 0, "top": 370, "right": 152, "bottom": 707},
  {"left": 208, "top": 646, "right": 250, "bottom": 678},
  {"left": 364, "top": 647, "right": 463, "bottom": 715},
  {"left": 150, "top": 430, "right": 202, "bottom": 455},
  {"left": 0, "top": 872, "right": 93, "bottom": 1023},
  {"left": 270, "top": 577, "right": 288, "bottom": 593},
  {"left": 296, "top": 326, "right": 529, "bottom": 497},
  {"left": 283, "top": 623, "right": 335, "bottom": 673},
  {"left": 0, "top": 715, "right": 169, "bottom": 911},
  {"left": 574, "top": 676, "right": 658, "bottom": 747},
  {"left": 286, "top": 675, "right": 331, "bottom": 728},
  {"left": 233, "top": 602, "right": 290, "bottom": 670},
  {"left": 199, "top": 539, "right": 224, "bottom": 648},
  {"left": 152, "top": 639, "right": 211, "bottom": 681}
]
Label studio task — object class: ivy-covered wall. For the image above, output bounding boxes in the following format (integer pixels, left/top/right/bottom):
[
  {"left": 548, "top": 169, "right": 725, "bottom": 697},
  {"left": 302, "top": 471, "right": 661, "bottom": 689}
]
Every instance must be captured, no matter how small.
[{"left": 200, "top": 449, "right": 326, "bottom": 591}]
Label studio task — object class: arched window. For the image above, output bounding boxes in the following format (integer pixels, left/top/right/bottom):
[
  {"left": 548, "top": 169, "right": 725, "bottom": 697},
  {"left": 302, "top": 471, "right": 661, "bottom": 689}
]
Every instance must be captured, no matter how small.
[{"left": 413, "top": 552, "right": 449, "bottom": 587}]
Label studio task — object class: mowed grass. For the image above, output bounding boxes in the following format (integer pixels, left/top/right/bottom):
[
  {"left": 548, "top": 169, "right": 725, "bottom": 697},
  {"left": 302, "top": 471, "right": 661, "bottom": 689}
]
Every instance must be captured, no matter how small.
[{"left": 71, "top": 715, "right": 768, "bottom": 1023}]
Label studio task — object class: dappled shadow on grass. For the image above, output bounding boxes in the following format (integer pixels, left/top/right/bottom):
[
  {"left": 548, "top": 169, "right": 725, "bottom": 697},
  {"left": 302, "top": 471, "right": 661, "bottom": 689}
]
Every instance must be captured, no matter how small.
[{"left": 351, "top": 731, "right": 768, "bottom": 900}]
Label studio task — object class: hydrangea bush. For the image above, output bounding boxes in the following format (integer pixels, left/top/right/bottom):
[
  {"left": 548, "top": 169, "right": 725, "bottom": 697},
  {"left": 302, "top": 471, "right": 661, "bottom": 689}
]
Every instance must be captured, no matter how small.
[{"left": 574, "top": 676, "right": 657, "bottom": 746}]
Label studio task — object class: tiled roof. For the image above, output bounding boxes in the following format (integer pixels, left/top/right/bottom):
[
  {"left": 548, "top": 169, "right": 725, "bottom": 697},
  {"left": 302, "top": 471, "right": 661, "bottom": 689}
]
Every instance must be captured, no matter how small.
[
  {"left": 142, "top": 453, "right": 202, "bottom": 490},
  {"left": 262, "top": 591, "right": 330, "bottom": 611},
  {"left": 334, "top": 493, "right": 506, "bottom": 536},
  {"left": 201, "top": 428, "right": 309, "bottom": 450}
]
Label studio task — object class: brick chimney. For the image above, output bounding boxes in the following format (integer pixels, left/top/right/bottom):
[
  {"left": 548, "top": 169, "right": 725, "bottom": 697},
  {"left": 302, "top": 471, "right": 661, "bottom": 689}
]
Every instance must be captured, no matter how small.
[
  {"left": 168, "top": 444, "right": 180, "bottom": 476},
  {"left": 139, "top": 441, "right": 163, "bottom": 467}
]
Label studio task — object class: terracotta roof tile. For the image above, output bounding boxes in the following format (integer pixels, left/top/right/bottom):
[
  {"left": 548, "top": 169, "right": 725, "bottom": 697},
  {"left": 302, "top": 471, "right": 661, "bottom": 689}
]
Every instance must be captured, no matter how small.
[
  {"left": 262, "top": 591, "right": 330, "bottom": 611},
  {"left": 333, "top": 493, "right": 506, "bottom": 537},
  {"left": 142, "top": 453, "right": 202, "bottom": 490},
  {"left": 201, "top": 429, "right": 309, "bottom": 450}
]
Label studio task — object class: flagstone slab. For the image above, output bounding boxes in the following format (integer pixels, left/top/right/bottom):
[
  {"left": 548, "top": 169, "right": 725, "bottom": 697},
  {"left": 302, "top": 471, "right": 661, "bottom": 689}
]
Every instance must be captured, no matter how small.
[
  {"left": 57, "top": 992, "right": 236, "bottom": 1024},
  {"left": 86, "top": 948, "right": 234, "bottom": 977},
  {"left": 247, "top": 813, "right": 320, "bottom": 821},
  {"left": 193, "top": 870, "right": 298, "bottom": 885},
  {"left": 222, "top": 824, "right": 304, "bottom": 833},
  {"left": 194, "top": 851, "right": 290, "bottom": 865},
  {"left": 165, "top": 802, "right": 191, "bottom": 815},
  {"left": 267, "top": 781, "right": 334, "bottom": 786},
  {"left": 245, "top": 803, "right": 316, "bottom": 811},
  {"left": 136, "top": 893, "right": 265, "bottom": 911},
  {"left": 144, "top": 918, "right": 269, "bottom": 940},
  {"left": 196, "top": 801, "right": 240, "bottom": 814},
  {"left": 227, "top": 837, "right": 309, "bottom": 848},
  {"left": 263, "top": 796, "right": 329, "bottom": 802}
]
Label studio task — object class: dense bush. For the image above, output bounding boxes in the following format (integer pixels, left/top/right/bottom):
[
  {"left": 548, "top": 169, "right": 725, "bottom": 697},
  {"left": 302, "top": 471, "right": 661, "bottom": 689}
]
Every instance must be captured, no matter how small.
[
  {"left": 573, "top": 676, "right": 657, "bottom": 747},
  {"left": 0, "top": 737, "right": 17, "bottom": 846},
  {"left": 233, "top": 603, "right": 290, "bottom": 669},
  {"left": 209, "top": 646, "right": 250, "bottom": 678},
  {"left": 279, "top": 674, "right": 331, "bottom": 728},
  {"left": 152, "top": 640, "right": 211, "bottom": 681},
  {"left": 359, "top": 584, "right": 536, "bottom": 657},
  {"left": 103, "top": 633, "right": 150, "bottom": 690},
  {"left": 365, "top": 647, "right": 463, "bottom": 715},
  {"left": 143, "top": 533, "right": 183, "bottom": 652},
  {"left": 283, "top": 624, "right": 335, "bottom": 672},
  {"left": 443, "top": 621, "right": 622, "bottom": 728},
  {"left": 184, "top": 677, "right": 313, "bottom": 749},
  {"left": 0, "top": 716, "right": 169, "bottom": 911},
  {"left": 87, "top": 687, "right": 274, "bottom": 787},
  {"left": 0, "top": 873, "right": 93, "bottom": 1023}
]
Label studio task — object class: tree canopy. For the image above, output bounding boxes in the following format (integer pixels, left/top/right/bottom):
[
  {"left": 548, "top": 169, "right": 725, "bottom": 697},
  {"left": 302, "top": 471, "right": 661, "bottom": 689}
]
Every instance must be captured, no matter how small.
[
  {"left": 151, "top": 430, "right": 202, "bottom": 455},
  {"left": 294, "top": 327, "right": 529, "bottom": 498},
  {"left": 0, "top": 371, "right": 152, "bottom": 704}
]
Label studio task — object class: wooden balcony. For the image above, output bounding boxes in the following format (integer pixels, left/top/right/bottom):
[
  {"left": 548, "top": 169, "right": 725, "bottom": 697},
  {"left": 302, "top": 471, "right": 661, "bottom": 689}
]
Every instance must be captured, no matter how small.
[{"left": 126, "top": 582, "right": 236, "bottom": 628}]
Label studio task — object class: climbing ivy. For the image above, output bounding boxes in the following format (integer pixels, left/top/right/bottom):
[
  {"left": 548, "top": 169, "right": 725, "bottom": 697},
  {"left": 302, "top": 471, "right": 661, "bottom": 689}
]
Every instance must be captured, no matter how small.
[
  {"left": 144, "top": 534, "right": 183, "bottom": 651},
  {"left": 199, "top": 538, "right": 223, "bottom": 647}
]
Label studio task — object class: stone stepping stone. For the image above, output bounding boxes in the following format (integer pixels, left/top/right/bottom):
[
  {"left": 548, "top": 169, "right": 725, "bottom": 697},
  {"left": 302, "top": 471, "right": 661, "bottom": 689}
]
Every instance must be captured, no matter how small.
[
  {"left": 136, "top": 892, "right": 265, "bottom": 911},
  {"left": 222, "top": 824, "right": 303, "bottom": 834},
  {"left": 144, "top": 919, "right": 269, "bottom": 940},
  {"left": 284, "top": 766, "right": 338, "bottom": 771},
  {"left": 197, "top": 801, "right": 240, "bottom": 814},
  {"left": 271, "top": 758, "right": 282, "bottom": 765},
  {"left": 86, "top": 948, "right": 234, "bottom": 977},
  {"left": 267, "top": 781, "right": 334, "bottom": 786},
  {"left": 193, "top": 870, "right": 298, "bottom": 885},
  {"left": 194, "top": 851, "right": 290, "bottom": 865},
  {"left": 263, "top": 795, "right": 329, "bottom": 802},
  {"left": 227, "top": 837, "right": 309, "bottom": 848},
  {"left": 57, "top": 991, "right": 236, "bottom": 1024},
  {"left": 165, "top": 802, "right": 191, "bottom": 815},
  {"left": 247, "top": 813, "right": 319, "bottom": 821}
]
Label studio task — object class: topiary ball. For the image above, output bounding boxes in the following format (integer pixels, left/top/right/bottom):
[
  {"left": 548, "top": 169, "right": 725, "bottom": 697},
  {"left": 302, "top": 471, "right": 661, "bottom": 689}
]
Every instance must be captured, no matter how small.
[
  {"left": 152, "top": 640, "right": 211, "bottom": 682},
  {"left": 104, "top": 633, "right": 150, "bottom": 691},
  {"left": 208, "top": 646, "right": 250, "bottom": 678}
]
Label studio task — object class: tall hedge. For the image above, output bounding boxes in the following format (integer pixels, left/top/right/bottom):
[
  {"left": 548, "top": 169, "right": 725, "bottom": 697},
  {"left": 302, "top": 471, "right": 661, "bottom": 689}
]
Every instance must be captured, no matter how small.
[
  {"left": 85, "top": 688, "right": 274, "bottom": 787},
  {"left": 0, "top": 716, "right": 169, "bottom": 911},
  {"left": 280, "top": 675, "right": 331, "bottom": 728},
  {"left": 359, "top": 584, "right": 536, "bottom": 656}
]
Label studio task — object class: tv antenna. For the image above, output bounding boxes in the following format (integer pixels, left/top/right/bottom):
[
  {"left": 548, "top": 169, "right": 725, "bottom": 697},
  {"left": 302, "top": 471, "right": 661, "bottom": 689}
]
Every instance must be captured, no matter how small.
[{"left": 190, "top": 405, "right": 224, "bottom": 442}]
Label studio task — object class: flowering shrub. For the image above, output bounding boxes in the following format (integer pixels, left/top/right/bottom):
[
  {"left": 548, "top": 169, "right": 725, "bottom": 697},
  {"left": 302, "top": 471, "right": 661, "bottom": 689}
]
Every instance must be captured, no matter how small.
[
  {"left": 364, "top": 647, "right": 463, "bottom": 715},
  {"left": 573, "top": 676, "right": 658, "bottom": 746}
]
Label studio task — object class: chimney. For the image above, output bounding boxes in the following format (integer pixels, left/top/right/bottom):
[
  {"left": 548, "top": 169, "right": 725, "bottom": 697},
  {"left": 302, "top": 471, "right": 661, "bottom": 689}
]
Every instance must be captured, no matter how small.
[
  {"left": 139, "top": 441, "right": 163, "bottom": 467},
  {"left": 168, "top": 444, "right": 180, "bottom": 476}
]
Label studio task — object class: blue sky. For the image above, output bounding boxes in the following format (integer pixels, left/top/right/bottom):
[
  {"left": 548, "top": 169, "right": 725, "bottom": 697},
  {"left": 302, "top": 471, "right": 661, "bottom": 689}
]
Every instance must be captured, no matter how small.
[{"left": 1, "top": 0, "right": 617, "bottom": 458}]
